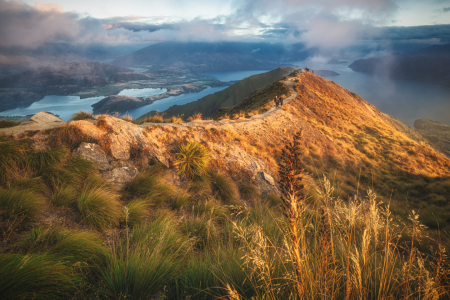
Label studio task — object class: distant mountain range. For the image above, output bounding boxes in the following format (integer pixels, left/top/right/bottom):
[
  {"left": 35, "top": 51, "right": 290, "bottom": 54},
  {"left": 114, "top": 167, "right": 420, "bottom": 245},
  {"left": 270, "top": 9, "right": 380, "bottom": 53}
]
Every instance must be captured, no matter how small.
[
  {"left": 112, "top": 42, "right": 312, "bottom": 73},
  {"left": 349, "top": 44, "right": 450, "bottom": 88}
]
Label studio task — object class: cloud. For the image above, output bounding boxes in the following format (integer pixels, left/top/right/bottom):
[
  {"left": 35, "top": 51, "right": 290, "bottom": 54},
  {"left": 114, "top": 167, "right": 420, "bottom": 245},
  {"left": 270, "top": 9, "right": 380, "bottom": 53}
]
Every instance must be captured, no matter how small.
[
  {"left": 0, "top": 0, "right": 449, "bottom": 56},
  {"left": 443, "top": 7, "right": 450, "bottom": 12},
  {"left": 0, "top": 0, "right": 80, "bottom": 48}
]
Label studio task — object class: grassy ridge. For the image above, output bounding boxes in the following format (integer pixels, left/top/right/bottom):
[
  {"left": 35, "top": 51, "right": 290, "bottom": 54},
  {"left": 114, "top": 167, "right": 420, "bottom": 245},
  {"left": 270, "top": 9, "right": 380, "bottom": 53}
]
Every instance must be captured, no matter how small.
[
  {"left": 212, "top": 80, "right": 290, "bottom": 119},
  {"left": 138, "top": 67, "right": 297, "bottom": 120}
]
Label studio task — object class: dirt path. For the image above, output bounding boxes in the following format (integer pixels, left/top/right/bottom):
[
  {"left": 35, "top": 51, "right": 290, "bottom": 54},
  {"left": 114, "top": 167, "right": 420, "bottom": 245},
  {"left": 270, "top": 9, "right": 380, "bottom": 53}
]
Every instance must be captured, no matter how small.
[{"left": 138, "top": 78, "right": 299, "bottom": 130}]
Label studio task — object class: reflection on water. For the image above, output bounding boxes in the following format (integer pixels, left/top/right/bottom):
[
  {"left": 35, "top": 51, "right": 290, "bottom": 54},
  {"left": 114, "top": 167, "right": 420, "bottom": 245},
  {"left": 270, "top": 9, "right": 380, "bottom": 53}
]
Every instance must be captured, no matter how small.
[
  {"left": 123, "top": 86, "right": 228, "bottom": 119},
  {"left": 118, "top": 87, "right": 167, "bottom": 98},
  {"left": 293, "top": 59, "right": 450, "bottom": 126},
  {"left": 0, "top": 95, "right": 105, "bottom": 121}
]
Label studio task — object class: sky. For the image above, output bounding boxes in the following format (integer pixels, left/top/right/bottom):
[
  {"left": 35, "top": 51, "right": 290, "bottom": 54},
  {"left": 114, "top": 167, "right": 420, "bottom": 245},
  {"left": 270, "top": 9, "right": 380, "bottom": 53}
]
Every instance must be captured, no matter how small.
[{"left": 1, "top": 0, "right": 450, "bottom": 52}]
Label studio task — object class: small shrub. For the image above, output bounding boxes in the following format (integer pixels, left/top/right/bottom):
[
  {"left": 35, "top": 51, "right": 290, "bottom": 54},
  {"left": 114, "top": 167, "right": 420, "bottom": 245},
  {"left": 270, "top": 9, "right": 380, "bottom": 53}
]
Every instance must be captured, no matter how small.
[
  {"left": 174, "top": 142, "right": 209, "bottom": 178},
  {"left": 77, "top": 176, "right": 121, "bottom": 230},
  {"left": 209, "top": 171, "right": 239, "bottom": 204},
  {"left": 71, "top": 111, "right": 93, "bottom": 121}
]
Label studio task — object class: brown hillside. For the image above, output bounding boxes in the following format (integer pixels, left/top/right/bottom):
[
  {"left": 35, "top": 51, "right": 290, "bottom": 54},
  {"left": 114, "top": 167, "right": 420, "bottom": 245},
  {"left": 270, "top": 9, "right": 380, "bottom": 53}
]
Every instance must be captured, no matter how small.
[{"left": 2, "top": 70, "right": 449, "bottom": 231}]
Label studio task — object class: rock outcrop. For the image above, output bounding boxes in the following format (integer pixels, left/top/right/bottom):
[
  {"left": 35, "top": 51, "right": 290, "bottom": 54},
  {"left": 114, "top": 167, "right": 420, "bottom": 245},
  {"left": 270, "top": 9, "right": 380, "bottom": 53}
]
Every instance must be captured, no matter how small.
[
  {"left": 73, "top": 142, "right": 139, "bottom": 188},
  {"left": 73, "top": 142, "right": 112, "bottom": 171}
]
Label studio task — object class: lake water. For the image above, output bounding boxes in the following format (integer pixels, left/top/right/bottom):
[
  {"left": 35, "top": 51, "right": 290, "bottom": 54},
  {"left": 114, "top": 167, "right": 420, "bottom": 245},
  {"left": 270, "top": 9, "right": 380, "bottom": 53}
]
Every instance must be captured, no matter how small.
[
  {"left": 122, "top": 86, "right": 228, "bottom": 118},
  {"left": 0, "top": 95, "right": 105, "bottom": 121},
  {"left": 293, "top": 59, "right": 450, "bottom": 126},
  {"left": 118, "top": 87, "right": 166, "bottom": 97},
  {"left": 198, "top": 70, "right": 270, "bottom": 82}
]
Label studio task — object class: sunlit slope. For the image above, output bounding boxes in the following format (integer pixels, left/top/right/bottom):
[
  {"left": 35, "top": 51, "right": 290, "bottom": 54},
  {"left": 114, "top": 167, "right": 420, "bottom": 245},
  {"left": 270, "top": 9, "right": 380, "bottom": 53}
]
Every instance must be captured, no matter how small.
[
  {"left": 138, "top": 67, "right": 297, "bottom": 120},
  {"left": 204, "top": 71, "right": 450, "bottom": 228}
]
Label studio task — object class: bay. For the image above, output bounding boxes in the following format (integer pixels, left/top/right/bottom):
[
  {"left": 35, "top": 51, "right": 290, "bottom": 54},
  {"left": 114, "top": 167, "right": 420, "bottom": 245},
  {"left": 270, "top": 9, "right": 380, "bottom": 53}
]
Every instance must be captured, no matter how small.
[{"left": 122, "top": 86, "right": 228, "bottom": 118}]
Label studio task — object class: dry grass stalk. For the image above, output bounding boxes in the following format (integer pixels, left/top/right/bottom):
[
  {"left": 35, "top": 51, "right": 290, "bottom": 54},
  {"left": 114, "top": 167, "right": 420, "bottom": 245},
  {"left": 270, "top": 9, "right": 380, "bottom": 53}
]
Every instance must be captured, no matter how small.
[
  {"left": 278, "top": 130, "right": 306, "bottom": 298},
  {"left": 188, "top": 112, "right": 202, "bottom": 121}
]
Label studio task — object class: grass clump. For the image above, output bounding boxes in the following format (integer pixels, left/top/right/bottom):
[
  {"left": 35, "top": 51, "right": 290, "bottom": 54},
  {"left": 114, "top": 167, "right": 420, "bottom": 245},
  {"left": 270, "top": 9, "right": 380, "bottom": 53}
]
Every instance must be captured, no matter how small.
[
  {"left": 102, "top": 214, "right": 191, "bottom": 299},
  {"left": 51, "top": 186, "right": 77, "bottom": 207},
  {"left": 125, "top": 168, "right": 178, "bottom": 206},
  {"left": 41, "top": 156, "right": 95, "bottom": 190},
  {"left": 0, "top": 138, "right": 31, "bottom": 185},
  {"left": 187, "top": 112, "right": 202, "bottom": 121},
  {"left": 28, "top": 148, "right": 68, "bottom": 172},
  {"left": 174, "top": 142, "right": 210, "bottom": 179},
  {"left": 47, "top": 125, "right": 97, "bottom": 150},
  {"left": 0, "top": 253, "right": 78, "bottom": 299},
  {"left": 210, "top": 171, "right": 240, "bottom": 204},
  {"left": 181, "top": 214, "right": 218, "bottom": 250},
  {"left": 19, "top": 227, "right": 109, "bottom": 269},
  {"left": 121, "top": 200, "right": 150, "bottom": 227},
  {"left": 0, "top": 189, "right": 44, "bottom": 224},
  {"left": 71, "top": 111, "right": 93, "bottom": 121},
  {"left": 77, "top": 176, "right": 121, "bottom": 230}
]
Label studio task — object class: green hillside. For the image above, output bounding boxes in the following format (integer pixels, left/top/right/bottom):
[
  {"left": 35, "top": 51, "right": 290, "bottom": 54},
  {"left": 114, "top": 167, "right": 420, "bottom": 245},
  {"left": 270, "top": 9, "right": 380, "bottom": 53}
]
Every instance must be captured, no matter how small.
[
  {"left": 138, "top": 66, "right": 297, "bottom": 120},
  {"left": 212, "top": 80, "right": 290, "bottom": 119}
]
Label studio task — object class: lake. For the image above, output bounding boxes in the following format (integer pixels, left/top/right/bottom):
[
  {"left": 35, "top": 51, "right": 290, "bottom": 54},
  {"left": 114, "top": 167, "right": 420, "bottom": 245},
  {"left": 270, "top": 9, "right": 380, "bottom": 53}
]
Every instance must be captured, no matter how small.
[
  {"left": 198, "top": 70, "right": 270, "bottom": 82},
  {"left": 118, "top": 87, "right": 167, "bottom": 97},
  {"left": 293, "top": 58, "right": 450, "bottom": 126},
  {"left": 122, "top": 86, "right": 228, "bottom": 118},
  {"left": 0, "top": 95, "right": 105, "bottom": 121}
]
